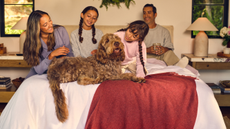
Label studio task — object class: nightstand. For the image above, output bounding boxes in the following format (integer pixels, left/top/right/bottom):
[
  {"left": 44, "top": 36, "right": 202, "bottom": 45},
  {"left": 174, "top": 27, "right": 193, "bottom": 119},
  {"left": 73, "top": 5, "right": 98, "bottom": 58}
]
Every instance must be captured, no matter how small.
[
  {"left": 0, "top": 53, "right": 30, "bottom": 113},
  {"left": 0, "top": 84, "right": 16, "bottom": 103},
  {"left": 181, "top": 53, "right": 230, "bottom": 70},
  {"left": 0, "top": 84, "right": 17, "bottom": 114},
  {"left": 182, "top": 53, "right": 230, "bottom": 106},
  {"left": 0, "top": 53, "right": 31, "bottom": 68}
]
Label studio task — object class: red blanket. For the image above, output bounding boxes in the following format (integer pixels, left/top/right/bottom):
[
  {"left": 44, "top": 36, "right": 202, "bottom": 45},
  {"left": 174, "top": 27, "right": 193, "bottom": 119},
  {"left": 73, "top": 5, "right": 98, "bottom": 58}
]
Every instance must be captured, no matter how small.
[{"left": 85, "top": 73, "right": 198, "bottom": 129}]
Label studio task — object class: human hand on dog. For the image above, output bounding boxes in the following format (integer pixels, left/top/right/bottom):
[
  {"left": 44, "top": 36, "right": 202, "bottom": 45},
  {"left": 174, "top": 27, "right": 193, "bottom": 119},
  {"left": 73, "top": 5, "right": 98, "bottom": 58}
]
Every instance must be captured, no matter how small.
[{"left": 48, "top": 46, "right": 70, "bottom": 60}]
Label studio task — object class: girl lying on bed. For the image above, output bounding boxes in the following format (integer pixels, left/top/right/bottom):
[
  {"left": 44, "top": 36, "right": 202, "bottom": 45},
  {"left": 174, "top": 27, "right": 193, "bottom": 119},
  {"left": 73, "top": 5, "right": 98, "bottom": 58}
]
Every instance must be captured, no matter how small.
[
  {"left": 23, "top": 10, "right": 74, "bottom": 79},
  {"left": 114, "top": 20, "right": 149, "bottom": 78},
  {"left": 114, "top": 20, "right": 190, "bottom": 78}
]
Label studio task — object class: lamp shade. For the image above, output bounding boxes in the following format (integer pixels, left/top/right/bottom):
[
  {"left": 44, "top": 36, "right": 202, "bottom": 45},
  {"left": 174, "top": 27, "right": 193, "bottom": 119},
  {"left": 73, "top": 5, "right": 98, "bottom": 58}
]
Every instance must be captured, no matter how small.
[
  {"left": 186, "top": 17, "right": 218, "bottom": 31},
  {"left": 11, "top": 17, "right": 28, "bottom": 30},
  {"left": 187, "top": 17, "right": 218, "bottom": 57}
]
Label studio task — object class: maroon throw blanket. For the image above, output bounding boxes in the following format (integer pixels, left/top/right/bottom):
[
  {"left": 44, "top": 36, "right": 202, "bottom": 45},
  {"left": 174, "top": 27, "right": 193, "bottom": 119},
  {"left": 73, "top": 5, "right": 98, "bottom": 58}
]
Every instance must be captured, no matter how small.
[{"left": 85, "top": 72, "right": 198, "bottom": 129}]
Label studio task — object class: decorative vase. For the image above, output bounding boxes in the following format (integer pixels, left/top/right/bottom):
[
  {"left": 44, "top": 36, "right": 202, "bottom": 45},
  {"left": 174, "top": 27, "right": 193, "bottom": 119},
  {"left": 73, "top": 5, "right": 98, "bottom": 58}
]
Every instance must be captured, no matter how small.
[{"left": 223, "top": 48, "right": 230, "bottom": 54}]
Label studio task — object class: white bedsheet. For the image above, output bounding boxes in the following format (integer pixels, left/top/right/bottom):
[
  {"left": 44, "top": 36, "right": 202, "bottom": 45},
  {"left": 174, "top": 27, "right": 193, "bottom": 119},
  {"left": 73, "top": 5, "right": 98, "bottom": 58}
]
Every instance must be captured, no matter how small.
[{"left": 0, "top": 59, "right": 226, "bottom": 129}]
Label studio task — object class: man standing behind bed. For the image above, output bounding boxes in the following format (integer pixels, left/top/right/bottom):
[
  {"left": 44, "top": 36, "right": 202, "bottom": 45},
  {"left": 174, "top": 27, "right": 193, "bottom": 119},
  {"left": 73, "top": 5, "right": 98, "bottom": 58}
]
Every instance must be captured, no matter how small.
[{"left": 143, "top": 4, "right": 188, "bottom": 67}]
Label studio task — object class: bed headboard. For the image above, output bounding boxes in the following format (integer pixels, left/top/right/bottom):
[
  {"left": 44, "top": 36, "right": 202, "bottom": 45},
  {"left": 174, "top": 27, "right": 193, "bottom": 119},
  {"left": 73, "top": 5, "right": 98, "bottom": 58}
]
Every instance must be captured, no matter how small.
[{"left": 63, "top": 25, "right": 174, "bottom": 43}]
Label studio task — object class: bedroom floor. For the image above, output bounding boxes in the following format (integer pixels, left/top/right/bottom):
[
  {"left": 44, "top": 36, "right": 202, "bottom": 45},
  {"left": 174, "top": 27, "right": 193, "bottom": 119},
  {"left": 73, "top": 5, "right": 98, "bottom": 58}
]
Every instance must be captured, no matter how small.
[{"left": 0, "top": 103, "right": 230, "bottom": 128}]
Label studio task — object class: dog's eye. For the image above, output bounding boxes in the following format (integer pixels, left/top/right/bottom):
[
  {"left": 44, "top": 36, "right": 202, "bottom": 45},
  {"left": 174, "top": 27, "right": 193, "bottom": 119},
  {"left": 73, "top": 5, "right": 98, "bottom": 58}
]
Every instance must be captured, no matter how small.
[{"left": 106, "top": 39, "right": 109, "bottom": 43}]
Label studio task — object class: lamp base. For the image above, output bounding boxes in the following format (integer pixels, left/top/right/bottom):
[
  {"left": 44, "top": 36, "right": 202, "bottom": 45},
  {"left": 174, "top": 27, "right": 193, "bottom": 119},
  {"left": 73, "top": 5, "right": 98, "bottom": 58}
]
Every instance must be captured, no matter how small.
[
  {"left": 194, "top": 31, "right": 208, "bottom": 57},
  {"left": 19, "top": 31, "right": 26, "bottom": 54}
]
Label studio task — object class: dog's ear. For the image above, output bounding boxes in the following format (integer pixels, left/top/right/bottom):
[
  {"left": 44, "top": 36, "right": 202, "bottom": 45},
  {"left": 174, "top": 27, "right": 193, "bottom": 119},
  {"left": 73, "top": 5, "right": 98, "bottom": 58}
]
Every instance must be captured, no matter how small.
[
  {"left": 116, "top": 36, "right": 125, "bottom": 62},
  {"left": 119, "top": 48, "right": 126, "bottom": 61},
  {"left": 95, "top": 39, "right": 108, "bottom": 64}
]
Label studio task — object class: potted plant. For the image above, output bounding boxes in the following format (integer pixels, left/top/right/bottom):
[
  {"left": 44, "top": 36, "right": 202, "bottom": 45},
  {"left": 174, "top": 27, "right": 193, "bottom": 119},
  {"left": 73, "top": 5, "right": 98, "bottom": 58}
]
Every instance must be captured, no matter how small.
[
  {"left": 220, "top": 26, "right": 230, "bottom": 54},
  {"left": 100, "top": 0, "right": 135, "bottom": 10},
  {"left": 220, "top": 26, "right": 230, "bottom": 48}
]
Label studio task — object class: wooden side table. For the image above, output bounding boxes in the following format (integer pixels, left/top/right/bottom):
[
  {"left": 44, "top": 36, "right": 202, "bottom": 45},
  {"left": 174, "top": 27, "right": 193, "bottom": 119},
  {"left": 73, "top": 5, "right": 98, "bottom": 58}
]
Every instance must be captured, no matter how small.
[
  {"left": 0, "top": 84, "right": 16, "bottom": 103},
  {"left": 0, "top": 53, "right": 30, "bottom": 103},
  {"left": 0, "top": 85, "right": 17, "bottom": 114},
  {"left": 214, "top": 94, "right": 230, "bottom": 106},
  {"left": 0, "top": 53, "right": 31, "bottom": 68},
  {"left": 181, "top": 53, "right": 230, "bottom": 70},
  {"left": 182, "top": 53, "right": 230, "bottom": 107}
]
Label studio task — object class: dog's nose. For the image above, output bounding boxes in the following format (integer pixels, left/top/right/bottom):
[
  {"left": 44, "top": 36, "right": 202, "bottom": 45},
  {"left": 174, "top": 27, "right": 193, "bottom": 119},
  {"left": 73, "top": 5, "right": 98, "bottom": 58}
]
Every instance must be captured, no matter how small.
[{"left": 114, "top": 42, "right": 119, "bottom": 47}]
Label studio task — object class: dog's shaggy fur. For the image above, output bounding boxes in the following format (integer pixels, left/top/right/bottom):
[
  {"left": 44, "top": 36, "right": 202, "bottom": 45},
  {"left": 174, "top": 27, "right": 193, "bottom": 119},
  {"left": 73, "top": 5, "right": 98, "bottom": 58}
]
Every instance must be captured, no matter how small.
[{"left": 47, "top": 33, "right": 146, "bottom": 122}]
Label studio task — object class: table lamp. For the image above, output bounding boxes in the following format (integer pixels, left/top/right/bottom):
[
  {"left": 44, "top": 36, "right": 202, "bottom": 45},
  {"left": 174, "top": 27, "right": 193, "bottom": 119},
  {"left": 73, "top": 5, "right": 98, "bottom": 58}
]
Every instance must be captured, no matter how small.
[
  {"left": 187, "top": 17, "right": 218, "bottom": 57},
  {"left": 11, "top": 17, "right": 28, "bottom": 54}
]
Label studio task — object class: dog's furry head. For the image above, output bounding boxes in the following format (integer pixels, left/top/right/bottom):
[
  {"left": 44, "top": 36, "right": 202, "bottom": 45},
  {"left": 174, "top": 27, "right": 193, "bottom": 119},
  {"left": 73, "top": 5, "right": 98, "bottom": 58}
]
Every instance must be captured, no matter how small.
[{"left": 95, "top": 33, "right": 125, "bottom": 64}]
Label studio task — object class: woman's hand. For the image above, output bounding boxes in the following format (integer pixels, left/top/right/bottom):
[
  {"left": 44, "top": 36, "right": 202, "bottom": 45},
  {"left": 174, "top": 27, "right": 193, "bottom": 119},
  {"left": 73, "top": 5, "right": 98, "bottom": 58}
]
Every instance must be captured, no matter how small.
[{"left": 48, "top": 46, "right": 70, "bottom": 60}]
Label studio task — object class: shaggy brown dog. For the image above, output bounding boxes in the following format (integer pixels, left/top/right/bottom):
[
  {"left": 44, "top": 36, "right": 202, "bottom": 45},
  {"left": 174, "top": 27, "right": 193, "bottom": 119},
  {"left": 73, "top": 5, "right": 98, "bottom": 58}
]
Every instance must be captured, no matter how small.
[{"left": 47, "top": 33, "right": 146, "bottom": 123}]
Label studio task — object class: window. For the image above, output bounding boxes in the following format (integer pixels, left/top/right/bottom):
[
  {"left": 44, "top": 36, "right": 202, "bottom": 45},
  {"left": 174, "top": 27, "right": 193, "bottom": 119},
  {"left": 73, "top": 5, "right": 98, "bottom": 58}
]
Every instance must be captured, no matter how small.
[
  {"left": 0, "top": 0, "right": 34, "bottom": 37},
  {"left": 191, "top": 0, "right": 229, "bottom": 38}
]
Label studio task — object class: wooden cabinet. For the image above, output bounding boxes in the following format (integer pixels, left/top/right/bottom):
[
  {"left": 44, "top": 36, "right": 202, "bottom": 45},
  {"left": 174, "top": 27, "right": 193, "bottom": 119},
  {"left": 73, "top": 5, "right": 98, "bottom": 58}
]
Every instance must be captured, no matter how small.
[
  {"left": 0, "top": 84, "right": 16, "bottom": 103},
  {"left": 0, "top": 54, "right": 30, "bottom": 104},
  {"left": 182, "top": 53, "right": 230, "bottom": 70},
  {"left": 0, "top": 60, "right": 31, "bottom": 67},
  {"left": 191, "top": 62, "right": 230, "bottom": 70},
  {"left": 182, "top": 53, "right": 230, "bottom": 107},
  {"left": 0, "top": 53, "right": 31, "bottom": 68},
  {"left": 214, "top": 94, "right": 230, "bottom": 107}
]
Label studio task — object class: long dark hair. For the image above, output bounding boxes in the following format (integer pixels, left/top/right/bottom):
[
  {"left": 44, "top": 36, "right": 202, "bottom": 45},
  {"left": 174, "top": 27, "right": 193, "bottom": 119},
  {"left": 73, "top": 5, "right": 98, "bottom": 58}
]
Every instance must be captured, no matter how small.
[
  {"left": 78, "top": 6, "right": 99, "bottom": 44},
  {"left": 23, "top": 10, "right": 59, "bottom": 66},
  {"left": 118, "top": 20, "right": 149, "bottom": 75}
]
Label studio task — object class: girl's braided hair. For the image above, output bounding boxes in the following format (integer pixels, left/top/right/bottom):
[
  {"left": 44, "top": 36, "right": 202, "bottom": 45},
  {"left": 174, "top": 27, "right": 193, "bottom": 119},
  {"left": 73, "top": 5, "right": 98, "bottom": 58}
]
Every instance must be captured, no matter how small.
[{"left": 78, "top": 6, "right": 99, "bottom": 44}]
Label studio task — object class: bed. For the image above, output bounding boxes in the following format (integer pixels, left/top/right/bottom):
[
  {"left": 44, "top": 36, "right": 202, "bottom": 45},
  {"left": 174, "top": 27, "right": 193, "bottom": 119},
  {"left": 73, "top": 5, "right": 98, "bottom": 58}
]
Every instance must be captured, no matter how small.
[{"left": 0, "top": 58, "right": 226, "bottom": 129}]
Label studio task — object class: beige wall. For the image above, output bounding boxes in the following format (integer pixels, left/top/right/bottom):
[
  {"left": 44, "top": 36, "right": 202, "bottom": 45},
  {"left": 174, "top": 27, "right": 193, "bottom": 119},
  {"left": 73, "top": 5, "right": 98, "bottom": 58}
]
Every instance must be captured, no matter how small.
[{"left": 0, "top": 0, "right": 229, "bottom": 83}]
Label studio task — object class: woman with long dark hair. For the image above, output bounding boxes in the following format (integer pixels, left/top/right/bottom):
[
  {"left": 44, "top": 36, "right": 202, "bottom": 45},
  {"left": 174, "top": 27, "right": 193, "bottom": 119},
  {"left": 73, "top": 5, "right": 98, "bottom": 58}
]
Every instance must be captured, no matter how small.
[
  {"left": 70, "top": 6, "right": 103, "bottom": 57},
  {"left": 23, "top": 10, "right": 74, "bottom": 79}
]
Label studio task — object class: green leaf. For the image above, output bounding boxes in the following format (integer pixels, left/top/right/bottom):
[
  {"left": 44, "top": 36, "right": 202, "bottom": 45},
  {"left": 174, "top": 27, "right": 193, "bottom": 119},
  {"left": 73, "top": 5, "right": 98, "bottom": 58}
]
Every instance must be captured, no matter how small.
[
  {"left": 100, "top": 0, "right": 135, "bottom": 10},
  {"left": 222, "top": 40, "right": 228, "bottom": 46}
]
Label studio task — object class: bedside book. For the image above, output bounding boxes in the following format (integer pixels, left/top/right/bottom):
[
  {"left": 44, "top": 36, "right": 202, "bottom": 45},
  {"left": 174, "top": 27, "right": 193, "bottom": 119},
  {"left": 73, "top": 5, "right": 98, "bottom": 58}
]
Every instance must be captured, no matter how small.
[
  {"left": 206, "top": 83, "right": 221, "bottom": 94},
  {"left": 0, "top": 77, "right": 12, "bottom": 89},
  {"left": 219, "top": 80, "right": 230, "bottom": 94},
  {"left": 0, "top": 83, "right": 12, "bottom": 89},
  {"left": 0, "top": 77, "right": 11, "bottom": 85}
]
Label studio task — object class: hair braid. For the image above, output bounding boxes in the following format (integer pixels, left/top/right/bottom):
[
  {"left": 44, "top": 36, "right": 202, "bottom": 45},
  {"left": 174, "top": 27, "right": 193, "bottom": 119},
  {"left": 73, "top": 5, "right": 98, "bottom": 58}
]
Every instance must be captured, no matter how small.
[
  {"left": 138, "top": 40, "right": 146, "bottom": 75},
  {"left": 92, "top": 24, "right": 97, "bottom": 44},
  {"left": 78, "top": 18, "right": 83, "bottom": 43}
]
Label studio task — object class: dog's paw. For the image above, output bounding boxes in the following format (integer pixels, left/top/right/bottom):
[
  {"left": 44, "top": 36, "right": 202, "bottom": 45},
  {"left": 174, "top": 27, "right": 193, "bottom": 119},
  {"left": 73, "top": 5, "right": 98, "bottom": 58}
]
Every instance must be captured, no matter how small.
[
  {"left": 132, "top": 77, "right": 146, "bottom": 83},
  {"left": 137, "top": 78, "right": 146, "bottom": 83}
]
